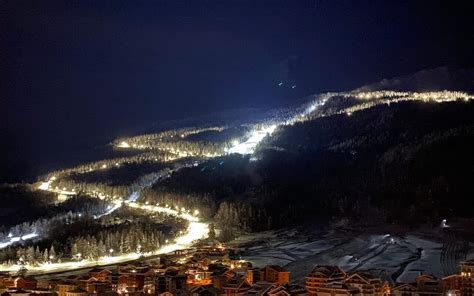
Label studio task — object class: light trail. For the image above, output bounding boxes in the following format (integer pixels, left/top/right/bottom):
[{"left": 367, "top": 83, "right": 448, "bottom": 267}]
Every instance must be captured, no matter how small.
[
  {"left": 93, "top": 200, "right": 123, "bottom": 219},
  {"left": 0, "top": 233, "right": 39, "bottom": 249},
  {"left": 117, "top": 141, "right": 130, "bottom": 148},
  {"left": 227, "top": 125, "right": 277, "bottom": 155},
  {"left": 38, "top": 176, "right": 77, "bottom": 196}
]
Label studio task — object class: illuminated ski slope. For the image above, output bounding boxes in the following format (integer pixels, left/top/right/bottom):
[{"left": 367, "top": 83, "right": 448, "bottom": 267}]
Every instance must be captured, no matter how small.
[
  {"left": 227, "top": 125, "right": 277, "bottom": 154},
  {"left": 0, "top": 233, "right": 40, "bottom": 249},
  {"left": 227, "top": 90, "right": 473, "bottom": 155}
]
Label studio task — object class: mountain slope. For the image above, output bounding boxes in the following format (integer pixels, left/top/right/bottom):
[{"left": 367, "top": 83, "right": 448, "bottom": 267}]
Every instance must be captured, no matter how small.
[
  {"left": 355, "top": 67, "right": 474, "bottom": 92},
  {"left": 144, "top": 100, "right": 474, "bottom": 231}
]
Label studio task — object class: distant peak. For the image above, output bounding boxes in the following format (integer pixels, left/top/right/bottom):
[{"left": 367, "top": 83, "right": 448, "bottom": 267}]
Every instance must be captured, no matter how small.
[{"left": 354, "top": 66, "right": 474, "bottom": 93}]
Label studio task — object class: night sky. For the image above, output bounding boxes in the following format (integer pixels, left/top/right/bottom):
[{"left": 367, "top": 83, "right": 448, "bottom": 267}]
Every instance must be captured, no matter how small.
[{"left": 1, "top": 0, "right": 473, "bottom": 182}]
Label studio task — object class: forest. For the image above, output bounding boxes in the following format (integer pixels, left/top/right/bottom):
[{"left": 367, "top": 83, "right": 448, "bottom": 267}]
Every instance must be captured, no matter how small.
[
  {"left": 0, "top": 185, "right": 109, "bottom": 230},
  {"left": 141, "top": 100, "right": 474, "bottom": 232},
  {"left": 0, "top": 206, "right": 182, "bottom": 266}
]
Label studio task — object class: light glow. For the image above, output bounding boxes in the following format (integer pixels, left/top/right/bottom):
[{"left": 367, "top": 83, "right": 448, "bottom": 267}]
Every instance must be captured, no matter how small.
[
  {"left": 227, "top": 125, "right": 277, "bottom": 155},
  {"left": 117, "top": 141, "right": 131, "bottom": 148}
]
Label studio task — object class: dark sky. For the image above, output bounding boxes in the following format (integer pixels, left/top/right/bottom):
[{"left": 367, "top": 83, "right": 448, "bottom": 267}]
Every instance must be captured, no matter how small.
[{"left": 1, "top": 0, "right": 473, "bottom": 181}]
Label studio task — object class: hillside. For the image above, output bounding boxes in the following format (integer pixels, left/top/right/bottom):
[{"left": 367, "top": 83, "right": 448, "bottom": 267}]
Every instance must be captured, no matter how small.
[{"left": 144, "top": 100, "right": 474, "bottom": 231}]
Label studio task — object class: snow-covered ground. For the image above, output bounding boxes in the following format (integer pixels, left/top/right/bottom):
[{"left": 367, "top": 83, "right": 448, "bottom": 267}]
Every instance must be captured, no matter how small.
[
  {"left": 0, "top": 233, "right": 40, "bottom": 249},
  {"left": 230, "top": 229, "right": 474, "bottom": 284},
  {"left": 0, "top": 202, "right": 208, "bottom": 275}
]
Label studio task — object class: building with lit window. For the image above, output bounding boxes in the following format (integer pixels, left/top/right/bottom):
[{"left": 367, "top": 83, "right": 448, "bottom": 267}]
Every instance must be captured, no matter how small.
[
  {"left": 344, "top": 272, "right": 386, "bottom": 296},
  {"left": 305, "top": 266, "right": 347, "bottom": 296},
  {"left": 460, "top": 260, "right": 474, "bottom": 296}
]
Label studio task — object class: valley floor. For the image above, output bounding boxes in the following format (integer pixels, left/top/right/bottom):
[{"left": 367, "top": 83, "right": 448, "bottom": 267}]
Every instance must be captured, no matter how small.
[{"left": 229, "top": 226, "right": 474, "bottom": 284}]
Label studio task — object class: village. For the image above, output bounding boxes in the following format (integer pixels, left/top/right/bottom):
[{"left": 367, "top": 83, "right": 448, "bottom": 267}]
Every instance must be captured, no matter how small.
[{"left": 1, "top": 243, "right": 473, "bottom": 296}]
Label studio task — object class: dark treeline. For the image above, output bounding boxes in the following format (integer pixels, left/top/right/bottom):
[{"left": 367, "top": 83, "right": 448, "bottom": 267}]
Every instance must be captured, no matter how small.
[
  {"left": 142, "top": 189, "right": 216, "bottom": 219},
  {"left": 0, "top": 184, "right": 56, "bottom": 228},
  {"left": 185, "top": 126, "right": 250, "bottom": 143},
  {"left": 0, "top": 205, "right": 185, "bottom": 266},
  {"left": 70, "top": 222, "right": 166, "bottom": 260},
  {"left": 41, "top": 151, "right": 172, "bottom": 181},
  {"left": 65, "top": 161, "right": 168, "bottom": 186},
  {"left": 1, "top": 222, "right": 167, "bottom": 266},
  {"left": 0, "top": 186, "right": 109, "bottom": 231},
  {"left": 114, "top": 127, "right": 231, "bottom": 156}
]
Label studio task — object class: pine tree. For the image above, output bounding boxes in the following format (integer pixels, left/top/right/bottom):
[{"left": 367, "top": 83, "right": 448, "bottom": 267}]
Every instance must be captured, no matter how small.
[
  {"left": 49, "top": 246, "right": 56, "bottom": 262},
  {"left": 35, "top": 246, "right": 41, "bottom": 262},
  {"left": 42, "top": 249, "right": 49, "bottom": 263},
  {"left": 97, "top": 241, "right": 106, "bottom": 259},
  {"left": 208, "top": 223, "right": 216, "bottom": 241},
  {"left": 16, "top": 248, "right": 25, "bottom": 263},
  {"left": 119, "top": 236, "right": 125, "bottom": 254},
  {"left": 26, "top": 246, "right": 35, "bottom": 265},
  {"left": 71, "top": 242, "right": 78, "bottom": 258}
]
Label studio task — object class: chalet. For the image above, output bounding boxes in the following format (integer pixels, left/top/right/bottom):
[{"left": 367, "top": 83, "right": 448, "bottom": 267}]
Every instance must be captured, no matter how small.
[
  {"left": 260, "top": 266, "right": 290, "bottom": 285},
  {"left": 144, "top": 273, "right": 156, "bottom": 295},
  {"left": 317, "top": 283, "right": 360, "bottom": 296},
  {"left": 118, "top": 264, "right": 152, "bottom": 275},
  {"left": 267, "top": 284, "right": 307, "bottom": 296},
  {"left": 247, "top": 281, "right": 279, "bottom": 296},
  {"left": 186, "top": 268, "right": 213, "bottom": 286},
  {"left": 223, "top": 270, "right": 237, "bottom": 280},
  {"left": 117, "top": 274, "right": 129, "bottom": 294},
  {"left": 1, "top": 277, "right": 16, "bottom": 289},
  {"left": 460, "top": 260, "right": 474, "bottom": 296},
  {"left": 188, "top": 285, "right": 223, "bottom": 296},
  {"left": 75, "top": 276, "right": 99, "bottom": 290},
  {"left": 14, "top": 277, "right": 38, "bottom": 290},
  {"left": 35, "top": 280, "right": 51, "bottom": 290},
  {"left": 415, "top": 275, "right": 442, "bottom": 296},
  {"left": 305, "top": 266, "right": 347, "bottom": 296},
  {"left": 56, "top": 281, "right": 77, "bottom": 296},
  {"left": 0, "top": 277, "right": 37, "bottom": 290},
  {"left": 88, "top": 268, "right": 112, "bottom": 282},
  {"left": 66, "top": 276, "right": 82, "bottom": 282},
  {"left": 43, "top": 279, "right": 63, "bottom": 291},
  {"left": 155, "top": 271, "right": 187, "bottom": 294},
  {"left": 86, "top": 281, "right": 112, "bottom": 293},
  {"left": 110, "top": 271, "right": 120, "bottom": 292},
  {"left": 344, "top": 272, "right": 385, "bottom": 296},
  {"left": 28, "top": 288, "right": 58, "bottom": 296},
  {"left": 7, "top": 288, "right": 31, "bottom": 296},
  {"left": 117, "top": 266, "right": 155, "bottom": 293},
  {"left": 441, "top": 274, "right": 461, "bottom": 295},
  {"left": 65, "top": 287, "right": 88, "bottom": 296},
  {"left": 151, "top": 265, "right": 169, "bottom": 275},
  {"left": 393, "top": 283, "right": 417, "bottom": 296},
  {"left": 246, "top": 269, "right": 262, "bottom": 286},
  {"left": 221, "top": 277, "right": 251, "bottom": 296},
  {"left": 267, "top": 285, "right": 291, "bottom": 296}
]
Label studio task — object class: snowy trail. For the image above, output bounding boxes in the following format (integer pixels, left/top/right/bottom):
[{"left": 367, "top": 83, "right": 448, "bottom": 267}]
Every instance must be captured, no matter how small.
[
  {"left": 0, "top": 202, "right": 208, "bottom": 274},
  {"left": 1, "top": 162, "right": 207, "bottom": 273},
  {"left": 0, "top": 233, "right": 40, "bottom": 249}
]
